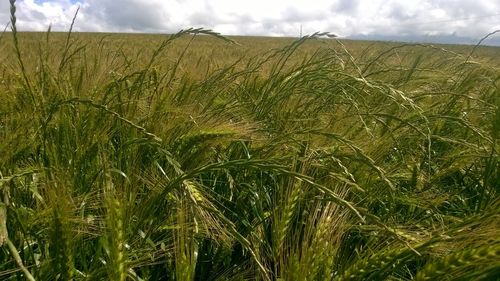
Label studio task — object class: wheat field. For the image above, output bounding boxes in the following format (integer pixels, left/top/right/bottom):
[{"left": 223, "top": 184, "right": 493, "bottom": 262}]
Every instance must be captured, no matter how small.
[{"left": 0, "top": 2, "right": 499, "bottom": 280}]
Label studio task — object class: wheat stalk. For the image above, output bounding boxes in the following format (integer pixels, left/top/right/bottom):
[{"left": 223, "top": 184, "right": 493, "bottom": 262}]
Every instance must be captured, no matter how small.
[{"left": 50, "top": 203, "right": 74, "bottom": 280}]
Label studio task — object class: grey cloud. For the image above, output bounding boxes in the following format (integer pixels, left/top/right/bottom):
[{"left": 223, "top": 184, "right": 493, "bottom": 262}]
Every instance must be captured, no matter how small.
[
  {"left": 82, "top": 0, "right": 169, "bottom": 31},
  {"left": 231, "top": 13, "right": 255, "bottom": 24},
  {"left": 387, "top": 2, "right": 417, "bottom": 20},
  {"left": 432, "top": 0, "right": 492, "bottom": 17},
  {"left": 188, "top": 3, "right": 218, "bottom": 26},
  {"left": 26, "top": 9, "right": 47, "bottom": 21},
  {"left": 281, "top": 6, "right": 328, "bottom": 22},
  {"left": 188, "top": 12, "right": 217, "bottom": 27},
  {"left": 0, "top": 1, "right": 10, "bottom": 27},
  {"left": 333, "top": 0, "right": 359, "bottom": 14},
  {"left": 262, "top": 19, "right": 281, "bottom": 32}
]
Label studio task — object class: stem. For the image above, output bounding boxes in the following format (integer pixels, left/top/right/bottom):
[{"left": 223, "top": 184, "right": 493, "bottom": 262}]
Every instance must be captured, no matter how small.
[{"left": 6, "top": 239, "right": 36, "bottom": 281}]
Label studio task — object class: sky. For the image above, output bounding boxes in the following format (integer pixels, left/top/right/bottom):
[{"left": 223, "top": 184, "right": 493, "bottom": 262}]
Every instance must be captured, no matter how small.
[{"left": 1, "top": 0, "right": 500, "bottom": 45}]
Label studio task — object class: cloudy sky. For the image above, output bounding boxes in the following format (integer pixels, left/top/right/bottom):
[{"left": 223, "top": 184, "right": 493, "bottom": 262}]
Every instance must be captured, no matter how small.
[{"left": 1, "top": 0, "right": 500, "bottom": 45}]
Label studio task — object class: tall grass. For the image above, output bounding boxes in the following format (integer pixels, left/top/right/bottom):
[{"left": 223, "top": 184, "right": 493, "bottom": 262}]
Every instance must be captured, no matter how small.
[{"left": 0, "top": 3, "right": 499, "bottom": 280}]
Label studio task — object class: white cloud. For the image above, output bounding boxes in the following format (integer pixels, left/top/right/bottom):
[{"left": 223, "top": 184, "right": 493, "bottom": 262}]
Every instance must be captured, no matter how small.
[
  {"left": 2, "top": 0, "right": 500, "bottom": 45},
  {"left": 13, "top": 0, "right": 79, "bottom": 30}
]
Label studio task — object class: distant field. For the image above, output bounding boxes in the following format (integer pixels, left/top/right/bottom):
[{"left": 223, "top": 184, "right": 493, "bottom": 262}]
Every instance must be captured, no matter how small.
[
  {"left": 1, "top": 29, "right": 499, "bottom": 280},
  {"left": 2, "top": 32, "right": 499, "bottom": 76}
]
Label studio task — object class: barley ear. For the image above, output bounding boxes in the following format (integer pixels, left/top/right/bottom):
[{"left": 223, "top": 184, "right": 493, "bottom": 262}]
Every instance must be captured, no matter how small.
[
  {"left": 106, "top": 196, "right": 127, "bottom": 281},
  {"left": 9, "top": 0, "right": 32, "bottom": 96},
  {"left": 414, "top": 244, "right": 500, "bottom": 281},
  {"left": 50, "top": 203, "right": 74, "bottom": 280}
]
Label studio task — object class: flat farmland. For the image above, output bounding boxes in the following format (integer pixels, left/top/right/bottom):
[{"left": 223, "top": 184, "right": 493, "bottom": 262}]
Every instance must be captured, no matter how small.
[{"left": 0, "top": 30, "right": 499, "bottom": 280}]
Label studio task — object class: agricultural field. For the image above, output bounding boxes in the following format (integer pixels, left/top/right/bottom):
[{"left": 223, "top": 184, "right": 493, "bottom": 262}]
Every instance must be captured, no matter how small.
[{"left": 0, "top": 26, "right": 499, "bottom": 281}]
